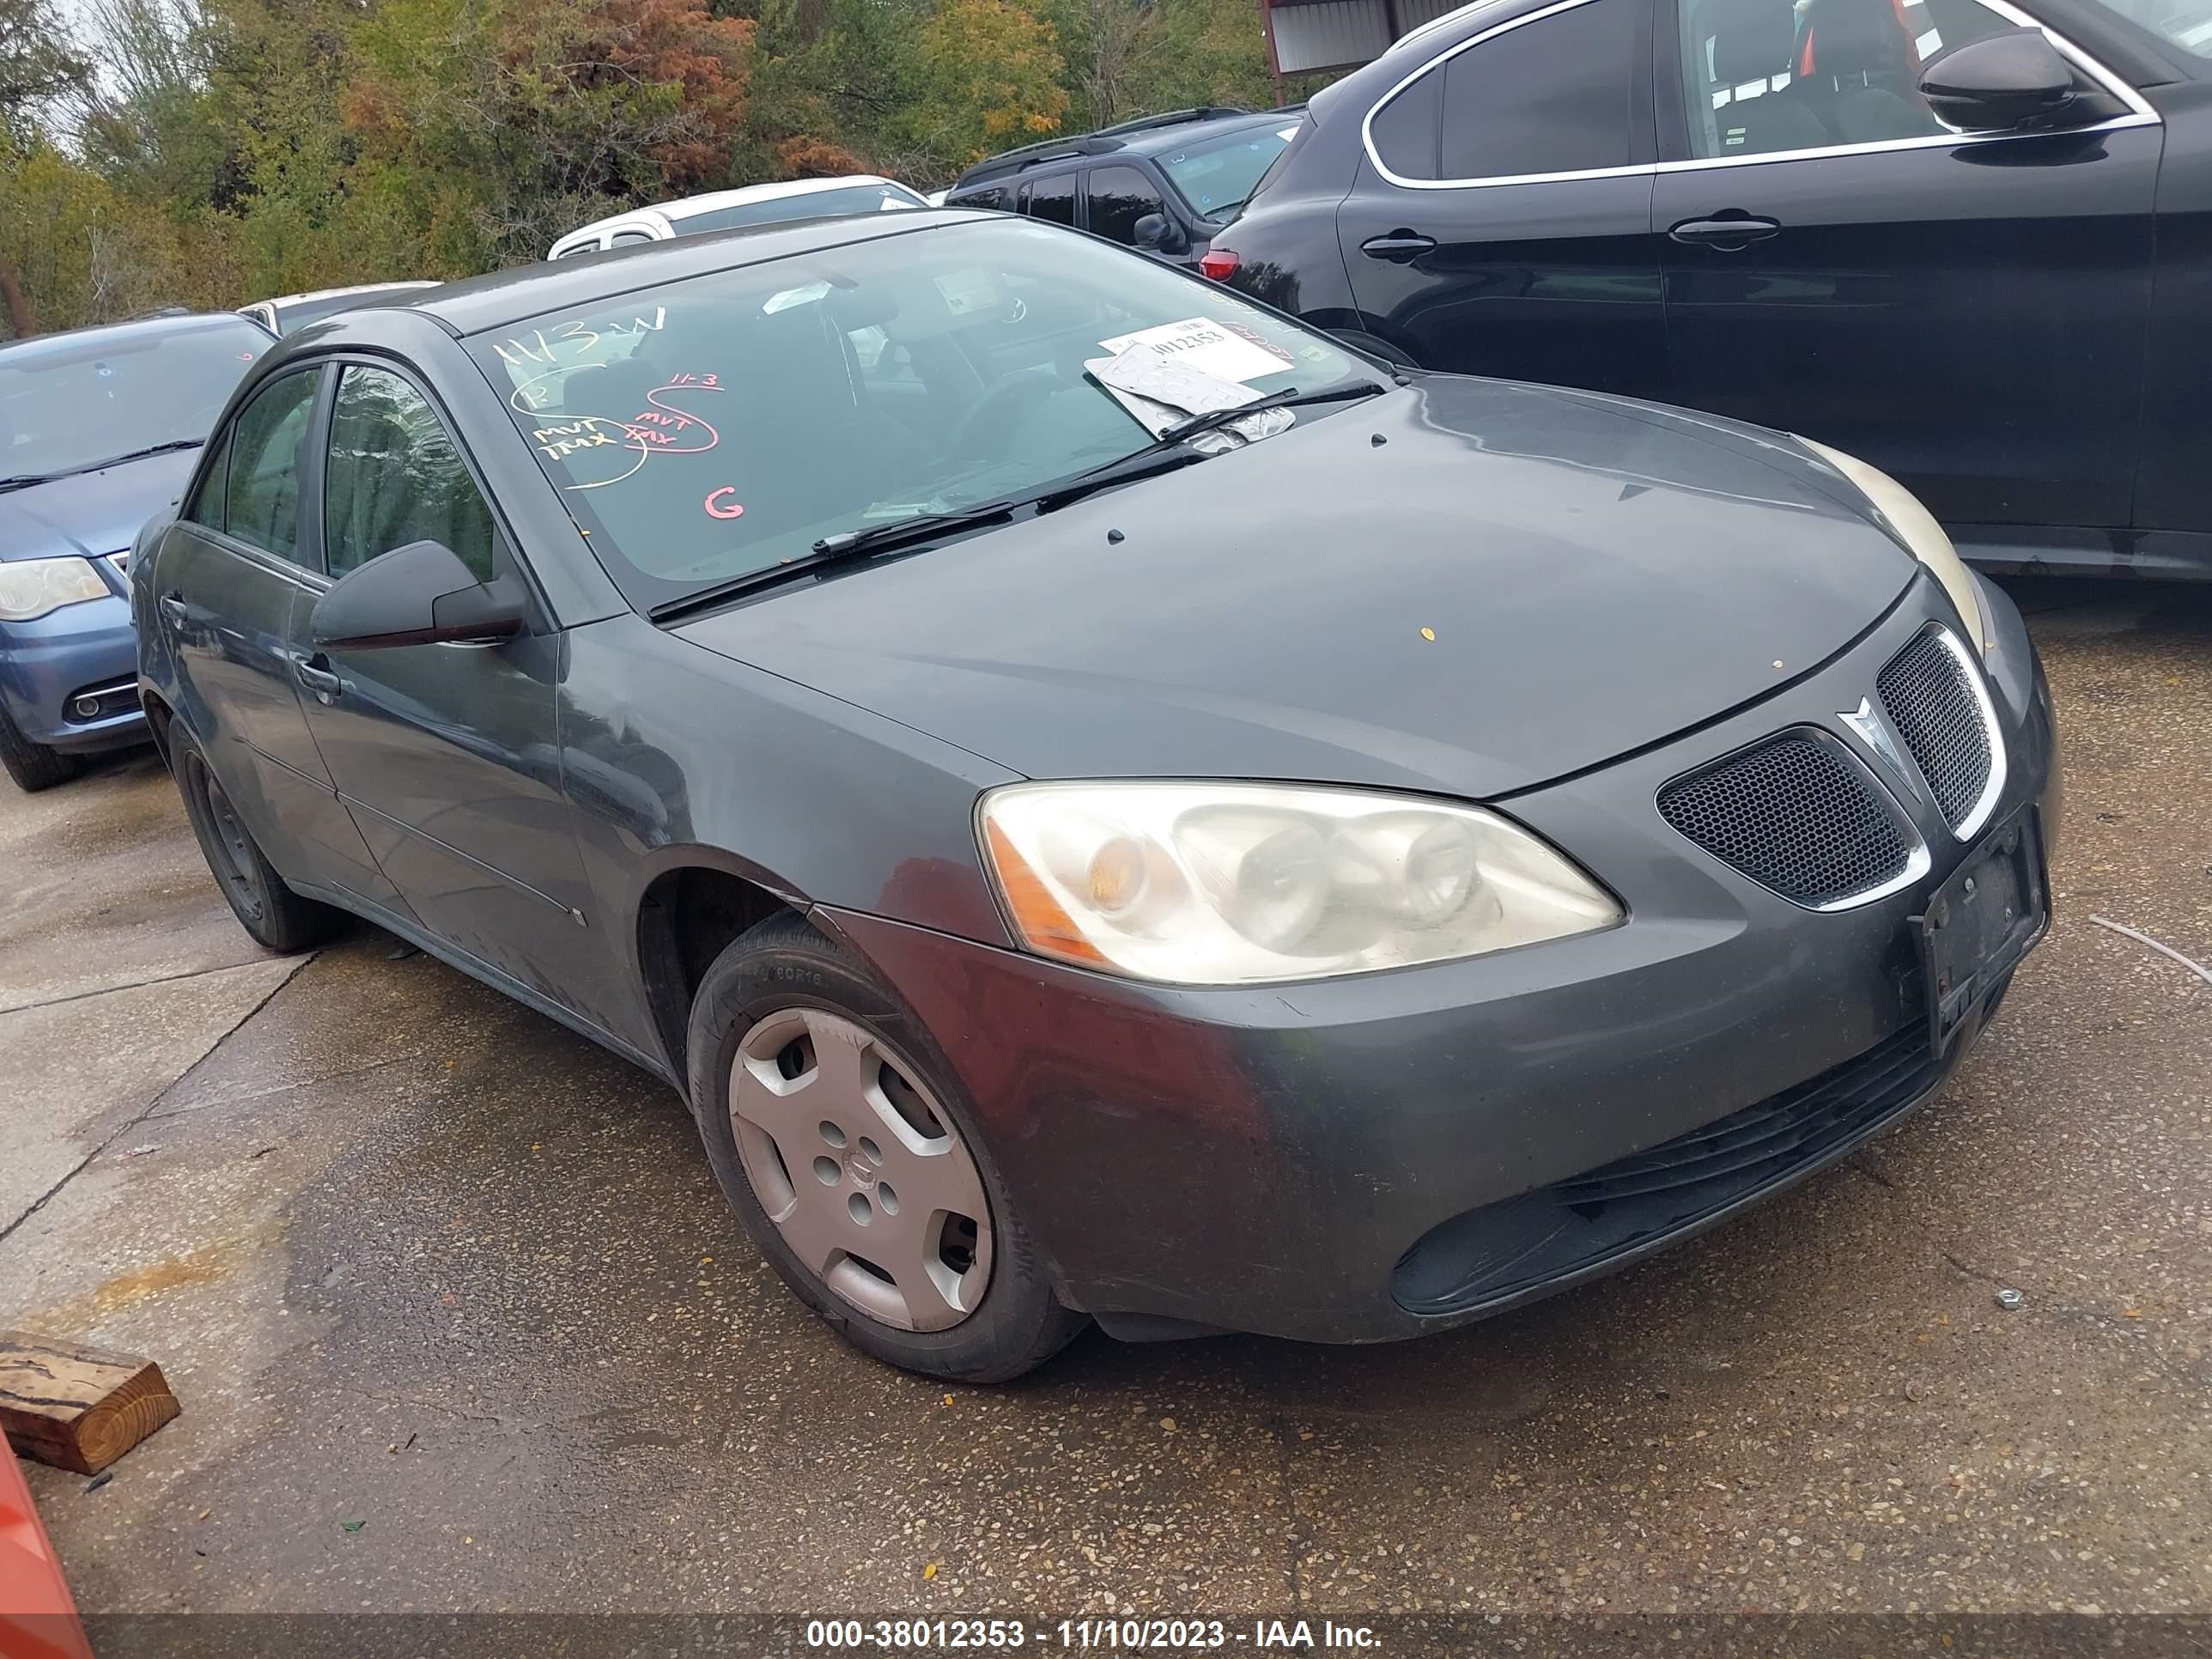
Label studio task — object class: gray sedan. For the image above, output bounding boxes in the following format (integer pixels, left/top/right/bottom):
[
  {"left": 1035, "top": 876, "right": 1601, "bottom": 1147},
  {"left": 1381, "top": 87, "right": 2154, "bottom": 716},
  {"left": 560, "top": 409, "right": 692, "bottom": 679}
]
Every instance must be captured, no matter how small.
[{"left": 133, "top": 210, "right": 2056, "bottom": 1381}]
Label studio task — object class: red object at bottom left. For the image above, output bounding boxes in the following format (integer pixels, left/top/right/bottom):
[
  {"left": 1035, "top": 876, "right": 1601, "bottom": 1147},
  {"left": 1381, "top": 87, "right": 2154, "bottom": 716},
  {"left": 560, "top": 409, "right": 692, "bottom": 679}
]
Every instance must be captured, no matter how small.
[{"left": 0, "top": 1438, "right": 94, "bottom": 1659}]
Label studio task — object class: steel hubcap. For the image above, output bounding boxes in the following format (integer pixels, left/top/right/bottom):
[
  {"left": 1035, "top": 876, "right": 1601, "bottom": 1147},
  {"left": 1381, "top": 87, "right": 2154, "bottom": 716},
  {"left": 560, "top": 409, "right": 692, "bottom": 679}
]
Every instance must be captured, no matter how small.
[
  {"left": 729, "top": 1007, "right": 993, "bottom": 1332},
  {"left": 195, "top": 761, "right": 264, "bottom": 921}
]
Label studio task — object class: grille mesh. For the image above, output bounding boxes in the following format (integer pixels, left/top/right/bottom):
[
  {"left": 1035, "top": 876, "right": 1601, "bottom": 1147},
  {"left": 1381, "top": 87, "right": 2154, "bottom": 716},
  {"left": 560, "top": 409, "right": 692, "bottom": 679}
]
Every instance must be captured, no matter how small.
[
  {"left": 1878, "top": 629, "right": 1993, "bottom": 829},
  {"left": 1658, "top": 733, "right": 1911, "bottom": 907}
]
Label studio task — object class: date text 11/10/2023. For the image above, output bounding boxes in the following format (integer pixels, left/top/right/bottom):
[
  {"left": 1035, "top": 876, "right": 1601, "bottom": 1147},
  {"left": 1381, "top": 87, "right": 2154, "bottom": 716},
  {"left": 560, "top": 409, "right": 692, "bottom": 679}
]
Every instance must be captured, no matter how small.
[{"left": 803, "top": 1619, "right": 1382, "bottom": 1650}]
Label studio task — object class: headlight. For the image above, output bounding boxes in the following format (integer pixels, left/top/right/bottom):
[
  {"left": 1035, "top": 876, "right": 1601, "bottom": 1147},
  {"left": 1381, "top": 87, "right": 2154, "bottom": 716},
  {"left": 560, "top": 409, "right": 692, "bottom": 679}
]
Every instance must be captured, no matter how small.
[
  {"left": 1797, "top": 438, "right": 1991, "bottom": 656},
  {"left": 0, "top": 557, "right": 112, "bottom": 623},
  {"left": 978, "top": 781, "right": 1621, "bottom": 985}
]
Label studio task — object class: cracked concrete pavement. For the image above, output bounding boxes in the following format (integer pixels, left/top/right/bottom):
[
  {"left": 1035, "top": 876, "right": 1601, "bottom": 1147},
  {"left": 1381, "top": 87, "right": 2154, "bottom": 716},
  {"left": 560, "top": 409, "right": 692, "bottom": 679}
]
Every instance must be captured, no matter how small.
[{"left": 0, "top": 580, "right": 2204, "bottom": 1623}]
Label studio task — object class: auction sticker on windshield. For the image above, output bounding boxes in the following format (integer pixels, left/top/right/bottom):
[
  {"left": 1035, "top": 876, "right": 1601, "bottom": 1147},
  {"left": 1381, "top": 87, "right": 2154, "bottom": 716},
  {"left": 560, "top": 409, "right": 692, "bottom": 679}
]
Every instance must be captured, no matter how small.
[{"left": 1097, "top": 318, "right": 1292, "bottom": 385}]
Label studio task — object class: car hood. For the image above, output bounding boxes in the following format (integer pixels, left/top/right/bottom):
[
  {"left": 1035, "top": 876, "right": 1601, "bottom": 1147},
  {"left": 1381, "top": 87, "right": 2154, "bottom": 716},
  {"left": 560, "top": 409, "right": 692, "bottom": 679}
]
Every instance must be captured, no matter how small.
[
  {"left": 0, "top": 449, "right": 199, "bottom": 563},
  {"left": 673, "top": 377, "right": 1916, "bottom": 800}
]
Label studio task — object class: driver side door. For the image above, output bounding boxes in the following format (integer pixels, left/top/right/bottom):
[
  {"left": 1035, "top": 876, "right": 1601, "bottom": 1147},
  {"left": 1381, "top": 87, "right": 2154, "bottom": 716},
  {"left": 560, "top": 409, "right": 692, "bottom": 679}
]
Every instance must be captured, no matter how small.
[{"left": 292, "top": 359, "right": 624, "bottom": 1027}]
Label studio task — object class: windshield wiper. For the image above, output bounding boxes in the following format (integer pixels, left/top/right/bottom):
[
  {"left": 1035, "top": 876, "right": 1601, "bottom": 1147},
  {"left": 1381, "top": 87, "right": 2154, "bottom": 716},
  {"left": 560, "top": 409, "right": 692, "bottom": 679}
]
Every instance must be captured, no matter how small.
[
  {"left": 0, "top": 439, "right": 203, "bottom": 494},
  {"left": 647, "top": 499, "right": 1023, "bottom": 623},
  {"left": 1034, "top": 382, "right": 1389, "bottom": 514},
  {"left": 76, "top": 438, "right": 204, "bottom": 471}
]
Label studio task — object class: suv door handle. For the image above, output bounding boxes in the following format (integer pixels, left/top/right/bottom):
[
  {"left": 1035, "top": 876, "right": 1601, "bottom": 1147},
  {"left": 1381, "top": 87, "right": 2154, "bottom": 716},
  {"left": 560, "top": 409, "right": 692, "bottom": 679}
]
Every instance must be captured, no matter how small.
[
  {"left": 1360, "top": 231, "right": 1437, "bottom": 262},
  {"left": 159, "top": 593, "right": 188, "bottom": 628},
  {"left": 1668, "top": 216, "right": 1781, "bottom": 249},
  {"left": 291, "top": 653, "right": 343, "bottom": 701}
]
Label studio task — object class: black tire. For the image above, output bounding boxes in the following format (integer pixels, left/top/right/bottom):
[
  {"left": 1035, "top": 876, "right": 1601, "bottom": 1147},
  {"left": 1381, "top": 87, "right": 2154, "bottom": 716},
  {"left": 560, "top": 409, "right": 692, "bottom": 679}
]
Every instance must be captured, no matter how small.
[
  {"left": 171, "top": 726, "right": 345, "bottom": 952},
  {"left": 686, "top": 913, "right": 1086, "bottom": 1382},
  {"left": 0, "top": 702, "right": 83, "bottom": 793}
]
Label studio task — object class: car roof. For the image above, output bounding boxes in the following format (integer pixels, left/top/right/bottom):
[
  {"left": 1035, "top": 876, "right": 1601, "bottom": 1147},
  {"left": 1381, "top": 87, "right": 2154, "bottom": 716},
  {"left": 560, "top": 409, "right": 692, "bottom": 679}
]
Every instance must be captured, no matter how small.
[
  {"left": 389, "top": 208, "right": 1002, "bottom": 338},
  {"left": 0, "top": 309, "right": 266, "bottom": 363},
  {"left": 950, "top": 107, "right": 1295, "bottom": 191},
  {"left": 559, "top": 176, "right": 915, "bottom": 243}
]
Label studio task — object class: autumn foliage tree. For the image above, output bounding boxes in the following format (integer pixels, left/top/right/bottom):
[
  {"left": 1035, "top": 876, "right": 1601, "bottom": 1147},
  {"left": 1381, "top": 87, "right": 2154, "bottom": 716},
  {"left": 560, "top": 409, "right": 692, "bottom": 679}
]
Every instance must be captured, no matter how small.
[{"left": 916, "top": 0, "right": 1070, "bottom": 167}]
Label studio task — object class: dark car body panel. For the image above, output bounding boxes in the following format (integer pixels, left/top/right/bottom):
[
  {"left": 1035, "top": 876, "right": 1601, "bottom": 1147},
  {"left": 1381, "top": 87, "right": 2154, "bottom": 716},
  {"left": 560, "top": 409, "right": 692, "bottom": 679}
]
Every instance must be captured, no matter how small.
[
  {"left": 675, "top": 374, "right": 1919, "bottom": 799},
  {"left": 137, "top": 216, "right": 2055, "bottom": 1345},
  {"left": 1217, "top": 0, "right": 2212, "bottom": 576}
]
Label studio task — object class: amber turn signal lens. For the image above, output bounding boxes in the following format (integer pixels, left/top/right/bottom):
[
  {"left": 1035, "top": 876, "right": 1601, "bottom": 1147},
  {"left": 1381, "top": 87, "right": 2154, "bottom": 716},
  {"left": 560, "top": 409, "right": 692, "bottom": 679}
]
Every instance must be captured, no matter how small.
[{"left": 983, "top": 818, "right": 1109, "bottom": 967}]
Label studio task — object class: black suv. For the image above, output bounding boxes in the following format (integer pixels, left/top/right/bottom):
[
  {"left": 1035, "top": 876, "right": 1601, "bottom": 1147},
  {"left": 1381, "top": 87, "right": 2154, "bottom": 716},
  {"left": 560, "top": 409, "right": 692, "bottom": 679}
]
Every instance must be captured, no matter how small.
[
  {"left": 944, "top": 106, "right": 1302, "bottom": 269},
  {"left": 1204, "top": 0, "right": 2212, "bottom": 580}
]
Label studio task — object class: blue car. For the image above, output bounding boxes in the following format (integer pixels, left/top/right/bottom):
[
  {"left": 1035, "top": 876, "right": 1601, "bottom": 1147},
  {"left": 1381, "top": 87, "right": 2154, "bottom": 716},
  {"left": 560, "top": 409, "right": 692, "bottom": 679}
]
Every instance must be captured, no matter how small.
[{"left": 0, "top": 312, "right": 272, "bottom": 790}]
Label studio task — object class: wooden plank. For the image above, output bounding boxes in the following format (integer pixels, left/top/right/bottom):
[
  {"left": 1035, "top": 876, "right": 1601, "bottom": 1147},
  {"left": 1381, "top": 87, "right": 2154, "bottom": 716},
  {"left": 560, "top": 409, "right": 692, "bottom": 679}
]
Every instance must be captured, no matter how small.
[{"left": 0, "top": 1331, "right": 180, "bottom": 1475}]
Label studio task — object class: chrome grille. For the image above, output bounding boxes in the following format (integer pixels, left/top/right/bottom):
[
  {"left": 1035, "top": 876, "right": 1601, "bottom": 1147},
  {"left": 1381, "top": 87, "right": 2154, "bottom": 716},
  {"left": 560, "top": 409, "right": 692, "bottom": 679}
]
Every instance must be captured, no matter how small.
[
  {"left": 1877, "top": 626, "right": 1998, "bottom": 835},
  {"left": 1658, "top": 731, "right": 1919, "bottom": 908}
]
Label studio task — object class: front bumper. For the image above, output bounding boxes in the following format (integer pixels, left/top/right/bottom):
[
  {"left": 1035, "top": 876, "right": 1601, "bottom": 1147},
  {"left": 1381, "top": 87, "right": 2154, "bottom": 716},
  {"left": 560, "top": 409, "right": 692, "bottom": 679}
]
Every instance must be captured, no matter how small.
[
  {"left": 0, "top": 592, "right": 147, "bottom": 751},
  {"left": 826, "top": 573, "right": 2058, "bottom": 1346}
]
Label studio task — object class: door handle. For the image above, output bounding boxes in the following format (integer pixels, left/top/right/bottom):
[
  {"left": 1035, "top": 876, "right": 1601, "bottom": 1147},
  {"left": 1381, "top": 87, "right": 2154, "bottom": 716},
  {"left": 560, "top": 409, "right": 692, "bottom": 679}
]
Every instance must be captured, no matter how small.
[
  {"left": 291, "top": 653, "right": 343, "bottom": 700},
  {"left": 1360, "top": 231, "right": 1437, "bottom": 263},
  {"left": 159, "top": 593, "right": 188, "bottom": 628},
  {"left": 1668, "top": 216, "right": 1781, "bottom": 249}
]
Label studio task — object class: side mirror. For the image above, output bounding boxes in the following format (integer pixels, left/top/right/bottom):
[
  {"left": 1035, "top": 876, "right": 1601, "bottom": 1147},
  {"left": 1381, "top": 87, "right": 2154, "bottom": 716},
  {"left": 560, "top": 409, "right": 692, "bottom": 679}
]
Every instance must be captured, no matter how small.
[
  {"left": 310, "top": 538, "right": 526, "bottom": 650},
  {"left": 1920, "top": 28, "right": 2078, "bottom": 131},
  {"left": 1131, "top": 213, "right": 1187, "bottom": 254}
]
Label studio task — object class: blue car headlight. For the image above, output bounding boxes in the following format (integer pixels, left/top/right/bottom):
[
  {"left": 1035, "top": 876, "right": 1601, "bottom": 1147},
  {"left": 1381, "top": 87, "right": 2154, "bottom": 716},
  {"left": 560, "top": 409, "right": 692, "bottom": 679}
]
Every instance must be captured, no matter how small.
[{"left": 0, "top": 557, "right": 112, "bottom": 623}]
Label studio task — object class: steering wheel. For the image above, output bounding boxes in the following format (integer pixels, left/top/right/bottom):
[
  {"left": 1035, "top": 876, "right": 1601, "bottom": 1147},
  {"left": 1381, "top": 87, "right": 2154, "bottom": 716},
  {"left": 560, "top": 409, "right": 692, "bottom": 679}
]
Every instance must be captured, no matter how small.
[{"left": 947, "top": 374, "right": 1054, "bottom": 460}]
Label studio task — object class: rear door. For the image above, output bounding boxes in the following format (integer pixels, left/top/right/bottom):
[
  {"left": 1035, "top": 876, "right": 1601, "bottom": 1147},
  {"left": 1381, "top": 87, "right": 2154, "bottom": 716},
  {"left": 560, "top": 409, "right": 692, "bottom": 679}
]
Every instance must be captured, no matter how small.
[
  {"left": 290, "top": 359, "right": 619, "bottom": 1020},
  {"left": 1335, "top": 0, "right": 1671, "bottom": 396},
  {"left": 157, "top": 364, "right": 399, "bottom": 906},
  {"left": 1654, "top": 0, "right": 2160, "bottom": 532}
]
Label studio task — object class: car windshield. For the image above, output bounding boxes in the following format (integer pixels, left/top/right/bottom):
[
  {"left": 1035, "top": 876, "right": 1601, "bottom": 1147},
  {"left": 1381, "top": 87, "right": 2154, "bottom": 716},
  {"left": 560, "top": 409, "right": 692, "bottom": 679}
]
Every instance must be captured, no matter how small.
[
  {"left": 675, "top": 185, "right": 925, "bottom": 235},
  {"left": 470, "top": 217, "right": 1379, "bottom": 609},
  {"left": 0, "top": 319, "right": 270, "bottom": 483},
  {"left": 1157, "top": 125, "right": 1300, "bottom": 222},
  {"left": 2084, "top": 0, "right": 2212, "bottom": 57}
]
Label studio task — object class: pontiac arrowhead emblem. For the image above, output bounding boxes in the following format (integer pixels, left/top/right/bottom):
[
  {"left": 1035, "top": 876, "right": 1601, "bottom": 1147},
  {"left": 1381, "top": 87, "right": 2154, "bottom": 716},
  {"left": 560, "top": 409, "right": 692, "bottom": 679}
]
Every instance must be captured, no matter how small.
[{"left": 1841, "top": 697, "right": 1912, "bottom": 787}]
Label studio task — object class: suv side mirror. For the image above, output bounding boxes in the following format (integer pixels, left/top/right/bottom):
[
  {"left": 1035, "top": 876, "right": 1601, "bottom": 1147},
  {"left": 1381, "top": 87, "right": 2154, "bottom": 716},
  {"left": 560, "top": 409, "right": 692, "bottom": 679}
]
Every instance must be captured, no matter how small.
[
  {"left": 1132, "top": 213, "right": 1188, "bottom": 255},
  {"left": 1920, "top": 29, "right": 2078, "bottom": 131},
  {"left": 310, "top": 538, "right": 526, "bottom": 650}
]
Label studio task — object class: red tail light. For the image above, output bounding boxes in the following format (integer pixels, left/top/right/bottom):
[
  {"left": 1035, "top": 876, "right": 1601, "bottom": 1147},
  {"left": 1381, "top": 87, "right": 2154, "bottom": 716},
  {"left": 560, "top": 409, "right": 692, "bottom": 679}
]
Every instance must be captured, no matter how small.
[{"left": 1198, "top": 246, "right": 1239, "bottom": 282}]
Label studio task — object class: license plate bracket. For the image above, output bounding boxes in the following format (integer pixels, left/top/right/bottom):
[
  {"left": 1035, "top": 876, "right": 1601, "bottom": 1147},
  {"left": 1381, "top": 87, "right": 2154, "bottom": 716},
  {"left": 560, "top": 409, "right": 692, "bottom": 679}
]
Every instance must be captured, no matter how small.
[{"left": 1916, "top": 809, "right": 2049, "bottom": 1055}]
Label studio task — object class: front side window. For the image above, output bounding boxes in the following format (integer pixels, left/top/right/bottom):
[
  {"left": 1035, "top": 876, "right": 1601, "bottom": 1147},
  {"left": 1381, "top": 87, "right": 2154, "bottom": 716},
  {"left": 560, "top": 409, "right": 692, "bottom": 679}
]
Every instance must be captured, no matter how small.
[
  {"left": 324, "top": 365, "right": 499, "bottom": 581},
  {"left": 220, "top": 368, "right": 321, "bottom": 564},
  {"left": 1023, "top": 174, "right": 1078, "bottom": 226},
  {"left": 1678, "top": 0, "right": 2057, "bottom": 159},
  {"left": 0, "top": 319, "right": 270, "bottom": 488},
  {"left": 1156, "top": 125, "right": 1298, "bottom": 222},
  {"left": 610, "top": 229, "right": 658, "bottom": 246},
  {"left": 1083, "top": 165, "right": 1169, "bottom": 244},
  {"left": 470, "top": 218, "right": 1382, "bottom": 611},
  {"left": 1435, "top": 0, "right": 1641, "bottom": 179}
]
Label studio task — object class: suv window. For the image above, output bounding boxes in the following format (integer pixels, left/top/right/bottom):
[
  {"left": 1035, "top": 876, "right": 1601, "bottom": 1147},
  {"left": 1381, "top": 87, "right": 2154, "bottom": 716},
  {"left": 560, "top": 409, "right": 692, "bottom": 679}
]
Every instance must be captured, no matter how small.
[
  {"left": 219, "top": 368, "right": 320, "bottom": 564},
  {"left": 1395, "top": 0, "right": 1639, "bottom": 181},
  {"left": 1680, "top": 0, "right": 2043, "bottom": 159},
  {"left": 1023, "top": 173, "right": 1078, "bottom": 226},
  {"left": 952, "top": 183, "right": 1012, "bottom": 211},
  {"left": 324, "top": 365, "right": 500, "bottom": 582},
  {"left": 1084, "top": 165, "right": 1169, "bottom": 245}
]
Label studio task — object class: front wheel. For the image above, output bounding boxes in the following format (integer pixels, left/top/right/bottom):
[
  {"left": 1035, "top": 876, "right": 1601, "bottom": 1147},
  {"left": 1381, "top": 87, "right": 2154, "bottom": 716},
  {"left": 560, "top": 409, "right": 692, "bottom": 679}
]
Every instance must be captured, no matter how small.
[
  {"left": 0, "top": 702, "right": 82, "bottom": 792},
  {"left": 686, "top": 914, "right": 1086, "bottom": 1382}
]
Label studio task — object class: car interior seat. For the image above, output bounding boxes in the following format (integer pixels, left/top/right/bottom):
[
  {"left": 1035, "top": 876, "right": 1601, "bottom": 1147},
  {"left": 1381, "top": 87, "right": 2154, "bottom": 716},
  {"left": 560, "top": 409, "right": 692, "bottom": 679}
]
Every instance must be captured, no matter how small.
[
  {"left": 1798, "top": 0, "right": 1931, "bottom": 143},
  {"left": 1694, "top": 0, "right": 1837, "bottom": 155}
]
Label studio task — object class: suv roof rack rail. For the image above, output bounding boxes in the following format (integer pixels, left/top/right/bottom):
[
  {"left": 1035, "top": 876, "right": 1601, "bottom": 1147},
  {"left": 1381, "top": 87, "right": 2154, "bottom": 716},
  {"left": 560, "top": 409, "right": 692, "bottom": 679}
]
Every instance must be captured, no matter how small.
[
  {"left": 951, "top": 106, "right": 1259, "bottom": 190},
  {"left": 1091, "top": 105, "right": 1251, "bottom": 137}
]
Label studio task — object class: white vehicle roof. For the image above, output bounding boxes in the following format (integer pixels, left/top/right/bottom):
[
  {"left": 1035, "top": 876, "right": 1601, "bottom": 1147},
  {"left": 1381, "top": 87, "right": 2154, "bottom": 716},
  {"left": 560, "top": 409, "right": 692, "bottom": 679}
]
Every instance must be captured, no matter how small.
[
  {"left": 256, "top": 281, "right": 441, "bottom": 308},
  {"left": 547, "top": 176, "right": 927, "bottom": 260}
]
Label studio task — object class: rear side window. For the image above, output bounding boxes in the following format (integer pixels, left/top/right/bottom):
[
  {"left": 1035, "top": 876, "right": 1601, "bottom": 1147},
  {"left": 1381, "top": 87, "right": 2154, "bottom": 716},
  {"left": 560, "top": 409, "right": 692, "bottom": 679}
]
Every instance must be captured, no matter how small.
[
  {"left": 1382, "top": 0, "right": 1640, "bottom": 182},
  {"left": 1023, "top": 173, "right": 1078, "bottom": 226},
  {"left": 952, "top": 183, "right": 1012, "bottom": 211},
  {"left": 324, "top": 365, "right": 500, "bottom": 582},
  {"left": 221, "top": 368, "right": 320, "bottom": 565},
  {"left": 1083, "top": 165, "right": 1168, "bottom": 244},
  {"left": 1371, "top": 67, "right": 1445, "bottom": 179}
]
